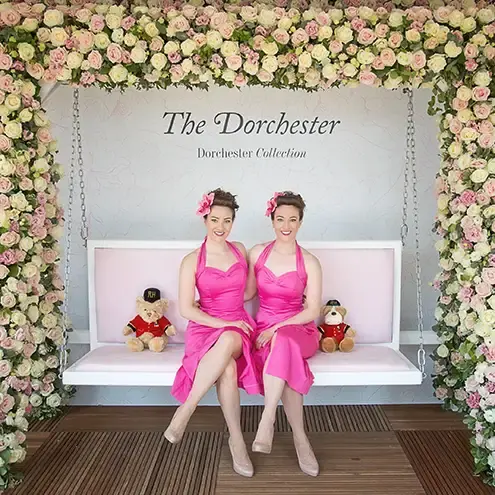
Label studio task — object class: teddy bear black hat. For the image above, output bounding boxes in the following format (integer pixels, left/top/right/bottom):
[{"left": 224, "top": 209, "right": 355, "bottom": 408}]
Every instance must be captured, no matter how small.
[
  {"left": 325, "top": 299, "right": 341, "bottom": 308},
  {"left": 143, "top": 287, "right": 161, "bottom": 303}
]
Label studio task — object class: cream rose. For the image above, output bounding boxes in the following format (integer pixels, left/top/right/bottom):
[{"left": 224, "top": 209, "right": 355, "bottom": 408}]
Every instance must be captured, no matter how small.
[
  {"left": 44, "top": 9, "right": 64, "bottom": 27},
  {"left": 130, "top": 47, "right": 147, "bottom": 64},
  {"left": 94, "top": 33, "right": 111, "bottom": 50},
  {"left": 220, "top": 41, "right": 239, "bottom": 57},
  {"left": 444, "top": 41, "right": 462, "bottom": 58},
  {"left": 206, "top": 30, "right": 223, "bottom": 49},
  {"left": 474, "top": 70, "right": 491, "bottom": 87},
  {"left": 335, "top": 26, "right": 353, "bottom": 44},
  {"left": 262, "top": 55, "right": 278, "bottom": 73},
  {"left": 311, "top": 44, "right": 329, "bottom": 62},
  {"left": 17, "top": 43, "right": 35, "bottom": 62},
  {"left": 428, "top": 54, "right": 447, "bottom": 73},
  {"left": 258, "top": 9, "right": 277, "bottom": 28},
  {"left": 181, "top": 39, "right": 197, "bottom": 57},
  {"left": 472, "top": 169, "right": 489, "bottom": 183},
  {"left": 150, "top": 53, "right": 166, "bottom": 71}
]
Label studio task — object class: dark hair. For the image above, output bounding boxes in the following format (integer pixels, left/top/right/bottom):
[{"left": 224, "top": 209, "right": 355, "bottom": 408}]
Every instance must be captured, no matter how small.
[
  {"left": 207, "top": 188, "right": 239, "bottom": 219},
  {"left": 270, "top": 191, "right": 306, "bottom": 220}
]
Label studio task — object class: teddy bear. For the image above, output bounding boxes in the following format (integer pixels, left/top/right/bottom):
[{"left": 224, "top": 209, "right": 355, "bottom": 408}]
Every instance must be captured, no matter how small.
[
  {"left": 318, "top": 299, "right": 356, "bottom": 353},
  {"left": 123, "top": 287, "right": 176, "bottom": 352}
]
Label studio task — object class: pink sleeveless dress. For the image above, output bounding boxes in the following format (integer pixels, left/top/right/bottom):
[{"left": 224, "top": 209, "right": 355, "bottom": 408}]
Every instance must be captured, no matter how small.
[
  {"left": 253, "top": 241, "right": 320, "bottom": 395},
  {"left": 171, "top": 239, "right": 261, "bottom": 403}
]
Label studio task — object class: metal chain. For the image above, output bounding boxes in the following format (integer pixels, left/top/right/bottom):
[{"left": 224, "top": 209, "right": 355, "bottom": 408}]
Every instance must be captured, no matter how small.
[
  {"left": 58, "top": 91, "right": 79, "bottom": 378},
  {"left": 404, "top": 88, "right": 426, "bottom": 379},
  {"left": 401, "top": 90, "right": 410, "bottom": 247},
  {"left": 73, "top": 89, "right": 89, "bottom": 246}
]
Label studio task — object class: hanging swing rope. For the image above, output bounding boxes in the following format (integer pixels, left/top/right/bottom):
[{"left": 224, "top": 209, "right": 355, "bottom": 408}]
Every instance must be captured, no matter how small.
[
  {"left": 402, "top": 88, "right": 426, "bottom": 379},
  {"left": 58, "top": 89, "right": 88, "bottom": 378}
]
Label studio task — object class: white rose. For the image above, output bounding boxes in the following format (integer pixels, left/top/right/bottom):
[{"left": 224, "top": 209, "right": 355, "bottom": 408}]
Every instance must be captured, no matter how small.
[
  {"left": 50, "top": 27, "right": 68, "bottom": 47},
  {"left": 94, "top": 33, "right": 111, "bottom": 50},
  {"left": 485, "top": 410, "right": 495, "bottom": 423},
  {"left": 10, "top": 192, "right": 29, "bottom": 211},
  {"left": 44, "top": 9, "right": 64, "bottom": 27},
  {"left": 144, "top": 22, "right": 159, "bottom": 38},
  {"left": 444, "top": 41, "right": 462, "bottom": 58},
  {"left": 164, "top": 41, "right": 180, "bottom": 54},
  {"left": 150, "top": 54, "right": 166, "bottom": 71},
  {"left": 27, "top": 305, "right": 39, "bottom": 323},
  {"left": 258, "top": 9, "right": 277, "bottom": 28},
  {"left": 389, "top": 12, "right": 404, "bottom": 28},
  {"left": 109, "top": 65, "right": 128, "bottom": 83},
  {"left": 206, "top": 31, "right": 223, "bottom": 49},
  {"left": 45, "top": 355, "right": 59, "bottom": 368},
  {"left": 124, "top": 33, "right": 137, "bottom": 47},
  {"left": 445, "top": 313, "right": 460, "bottom": 327},
  {"left": 220, "top": 41, "right": 238, "bottom": 57},
  {"left": 461, "top": 17, "right": 477, "bottom": 33},
  {"left": 5, "top": 95, "right": 21, "bottom": 112},
  {"left": 482, "top": 310, "right": 495, "bottom": 325},
  {"left": 472, "top": 169, "right": 489, "bottom": 184},
  {"left": 16, "top": 359, "right": 31, "bottom": 377},
  {"left": 5, "top": 122, "right": 22, "bottom": 139},
  {"left": 22, "top": 263, "right": 38, "bottom": 279},
  {"left": 42, "top": 313, "right": 58, "bottom": 329},
  {"left": 322, "top": 64, "right": 337, "bottom": 80},
  {"left": 105, "top": 13, "right": 121, "bottom": 30},
  {"left": 474, "top": 70, "right": 491, "bottom": 87},
  {"left": 437, "top": 344, "right": 449, "bottom": 358},
  {"left": 311, "top": 44, "right": 329, "bottom": 61},
  {"left": 67, "top": 52, "right": 83, "bottom": 69},
  {"left": 29, "top": 394, "right": 42, "bottom": 407},
  {"left": 262, "top": 56, "right": 278, "bottom": 73},
  {"left": 46, "top": 393, "right": 62, "bottom": 408},
  {"left": 428, "top": 54, "right": 447, "bottom": 73},
  {"left": 478, "top": 9, "right": 495, "bottom": 25},
  {"left": 130, "top": 47, "right": 147, "bottom": 64},
  {"left": 31, "top": 360, "right": 46, "bottom": 378},
  {"left": 19, "top": 109, "right": 32, "bottom": 122},
  {"left": 11, "top": 311, "right": 26, "bottom": 326},
  {"left": 298, "top": 52, "right": 312, "bottom": 69},
  {"left": 335, "top": 26, "right": 353, "bottom": 44},
  {"left": 181, "top": 39, "right": 196, "bottom": 57},
  {"left": 0, "top": 158, "right": 15, "bottom": 176}
]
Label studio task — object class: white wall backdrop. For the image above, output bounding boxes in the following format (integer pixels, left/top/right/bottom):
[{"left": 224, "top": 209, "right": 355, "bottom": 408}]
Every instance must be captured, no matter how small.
[{"left": 46, "top": 85, "right": 441, "bottom": 405}]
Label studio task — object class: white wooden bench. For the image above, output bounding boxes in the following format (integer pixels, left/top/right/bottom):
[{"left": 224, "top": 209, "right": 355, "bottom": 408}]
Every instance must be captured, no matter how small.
[{"left": 62, "top": 240, "right": 421, "bottom": 387}]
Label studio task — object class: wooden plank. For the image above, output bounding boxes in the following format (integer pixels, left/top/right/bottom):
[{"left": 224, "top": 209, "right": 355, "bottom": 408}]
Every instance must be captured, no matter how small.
[
  {"left": 57, "top": 405, "right": 225, "bottom": 432},
  {"left": 145, "top": 432, "right": 222, "bottom": 495},
  {"left": 383, "top": 405, "right": 465, "bottom": 430},
  {"left": 216, "top": 432, "right": 424, "bottom": 494},
  {"left": 397, "top": 430, "right": 495, "bottom": 495},
  {"left": 237, "top": 405, "right": 391, "bottom": 433},
  {"left": 28, "top": 413, "right": 66, "bottom": 432}
]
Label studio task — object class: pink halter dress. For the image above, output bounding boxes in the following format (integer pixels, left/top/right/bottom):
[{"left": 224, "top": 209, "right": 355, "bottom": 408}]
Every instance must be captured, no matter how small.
[
  {"left": 253, "top": 241, "right": 320, "bottom": 395},
  {"left": 171, "top": 239, "right": 261, "bottom": 403}
]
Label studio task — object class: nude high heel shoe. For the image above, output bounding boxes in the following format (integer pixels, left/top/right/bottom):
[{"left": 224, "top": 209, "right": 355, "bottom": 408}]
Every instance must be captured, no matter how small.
[
  {"left": 252, "top": 421, "right": 274, "bottom": 454},
  {"left": 229, "top": 437, "right": 254, "bottom": 477},
  {"left": 294, "top": 437, "right": 319, "bottom": 477}
]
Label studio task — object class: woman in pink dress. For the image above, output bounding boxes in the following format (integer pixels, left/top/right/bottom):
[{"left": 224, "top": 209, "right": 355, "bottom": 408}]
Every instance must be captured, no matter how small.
[
  {"left": 246, "top": 191, "right": 322, "bottom": 477},
  {"left": 166, "top": 189, "right": 261, "bottom": 478}
]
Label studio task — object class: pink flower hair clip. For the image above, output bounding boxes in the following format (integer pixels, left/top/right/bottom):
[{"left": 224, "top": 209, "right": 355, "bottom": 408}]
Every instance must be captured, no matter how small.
[
  {"left": 196, "top": 192, "right": 215, "bottom": 216},
  {"left": 265, "top": 192, "right": 283, "bottom": 217}
]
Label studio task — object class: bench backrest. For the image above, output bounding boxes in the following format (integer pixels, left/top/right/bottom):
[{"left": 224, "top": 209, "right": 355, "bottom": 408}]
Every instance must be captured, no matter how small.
[{"left": 88, "top": 240, "right": 401, "bottom": 350}]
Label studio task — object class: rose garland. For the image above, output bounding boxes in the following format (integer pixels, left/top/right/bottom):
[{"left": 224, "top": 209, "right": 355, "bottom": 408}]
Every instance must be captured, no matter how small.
[{"left": 0, "top": 0, "right": 494, "bottom": 489}]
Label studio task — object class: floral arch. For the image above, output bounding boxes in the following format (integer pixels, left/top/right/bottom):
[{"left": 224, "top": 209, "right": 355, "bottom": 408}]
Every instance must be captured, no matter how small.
[{"left": 0, "top": 0, "right": 494, "bottom": 489}]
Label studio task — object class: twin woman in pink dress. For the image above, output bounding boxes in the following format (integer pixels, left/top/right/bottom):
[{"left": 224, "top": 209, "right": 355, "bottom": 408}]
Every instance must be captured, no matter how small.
[{"left": 165, "top": 188, "right": 322, "bottom": 478}]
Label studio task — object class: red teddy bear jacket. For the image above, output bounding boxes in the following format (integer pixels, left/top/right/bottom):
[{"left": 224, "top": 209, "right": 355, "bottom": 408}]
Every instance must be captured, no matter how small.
[
  {"left": 128, "top": 315, "right": 172, "bottom": 338},
  {"left": 318, "top": 322, "right": 350, "bottom": 344}
]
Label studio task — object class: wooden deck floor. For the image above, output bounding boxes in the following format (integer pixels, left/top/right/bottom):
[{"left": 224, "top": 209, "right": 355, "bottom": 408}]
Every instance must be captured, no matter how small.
[{"left": 11, "top": 405, "right": 495, "bottom": 495}]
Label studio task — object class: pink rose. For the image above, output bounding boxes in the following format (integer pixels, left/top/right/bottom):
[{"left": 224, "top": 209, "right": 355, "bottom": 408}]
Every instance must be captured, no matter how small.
[
  {"left": 0, "top": 232, "right": 20, "bottom": 248},
  {"left": 87, "top": 51, "right": 103, "bottom": 70},
  {"left": 218, "top": 23, "right": 234, "bottom": 39},
  {"left": 121, "top": 16, "right": 136, "bottom": 30},
  {"left": 37, "top": 128, "right": 52, "bottom": 144},
  {"left": 1, "top": 394, "right": 15, "bottom": 413},
  {"left": 226, "top": 55, "right": 242, "bottom": 71},
  {"left": 0, "top": 177, "right": 13, "bottom": 193},
  {"left": 106, "top": 43, "right": 123, "bottom": 64},
  {"left": 460, "top": 190, "right": 476, "bottom": 206},
  {"left": 291, "top": 28, "right": 309, "bottom": 46},
  {"left": 473, "top": 87, "right": 490, "bottom": 102},
  {"left": 372, "top": 57, "right": 385, "bottom": 70},
  {"left": 346, "top": 44, "right": 358, "bottom": 56},
  {"left": 196, "top": 14, "right": 210, "bottom": 27},
  {"left": 75, "top": 31, "right": 93, "bottom": 53},
  {"left": 49, "top": 48, "right": 67, "bottom": 66},
  {"left": 440, "top": 295, "right": 452, "bottom": 305},
  {"left": 358, "top": 28, "right": 376, "bottom": 46},
  {"left": 0, "top": 135, "right": 12, "bottom": 152},
  {"left": 477, "top": 192, "right": 490, "bottom": 206},
  {"left": 45, "top": 291, "right": 59, "bottom": 304},
  {"left": 80, "top": 72, "right": 96, "bottom": 86},
  {"left": 168, "top": 51, "right": 181, "bottom": 64},
  {"left": 305, "top": 21, "right": 319, "bottom": 39},
  {"left": 316, "top": 12, "right": 329, "bottom": 26},
  {"left": 484, "top": 45, "right": 495, "bottom": 60},
  {"left": 273, "top": 29, "right": 290, "bottom": 45},
  {"left": 234, "top": 73, "right": 248, "bottom": 87},
  {"left": 464, "top": 43, "right": 478, "bottom": 59},
  {"left": 329, "top": 40, "right": 343, "bottom": 54},
  {"left": 380, "top": 48, "right": 396, "bottom": 67},
  {"left": 465, "top": 60, "right": 478, "bottom": 72},
  {"left": 483, "top": 179, "right": 495, "bottom": 197},
  {"left": 0, "top": 194, "right": 9, "bottom": 209},
  {"left": 375, "top": 23, "right": 389, "bottom": 38},
  {"left": 452, "top": 98, "right": 468, "bottom": 111},
  {"left": 31, "top": 226, "right": 47, "bottom": 239},
  {"left": 476, "top": 282, "right": 491, "bottom": 298},
  {"left": 193, "top": 33, "right": 206, "bottom": 48},
  {"left": 480, "top": 120, "right": 494, "bottom": 135},
  {"left": 26, "top": 63, "right": 44, "bottom": 80},
  {"left": 42, "top": 249, "right": 58, "bottom": 264},
  {"left": 474, "top": 103, "right": 492, "bottom": 119},
  {"left": 435, "top": 387, "right": 448, "bottom": 400},
  {"left": 458, "top": 286, "right": 473, "bottom": 303},
  {"left": 150, "top": 37, "right": 164, "bottom": 52},
  {"left": 482, "top": 268, "right": 495, "bottom": 285},
  {"left": 90, "top": 14, "right": 105, "bottom": 33},
  {"left": 359, "top": 70, "right": 377, "bottom": 86},
  {"left": 0, "top": 54, "right": 12, "bottom": 71},
  {"left": 472, "top": 158, "right": 487, "bottom": 169},
  {"left": 0, "top": 9, "right": 21, "bottom": 26},
  {"left": 388, "top": 32, "right": 403, "bottom": 48},
  {"left": 23, "top": 343, "right": 36, "bottom": 359},
  {"left": 479, "top": 134, "right": 495, "bottom": 149},
  {"left": 0, "top": 75, "right": 14, "bottom": 92},
  {"left": 411, "top": 51, "right": 426, "bottom": 70},
  {"left": 467, "top": 392, "right": 481, "bottom": 409},
  {"left": 16, "top": 163, "right": 28, "bottom": 177},
  {"left": 464, "top": 225, "right": 483, "bottom": 242},
  {"left": 449, "top": 118, "right": 462, "bottom": 134}
]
